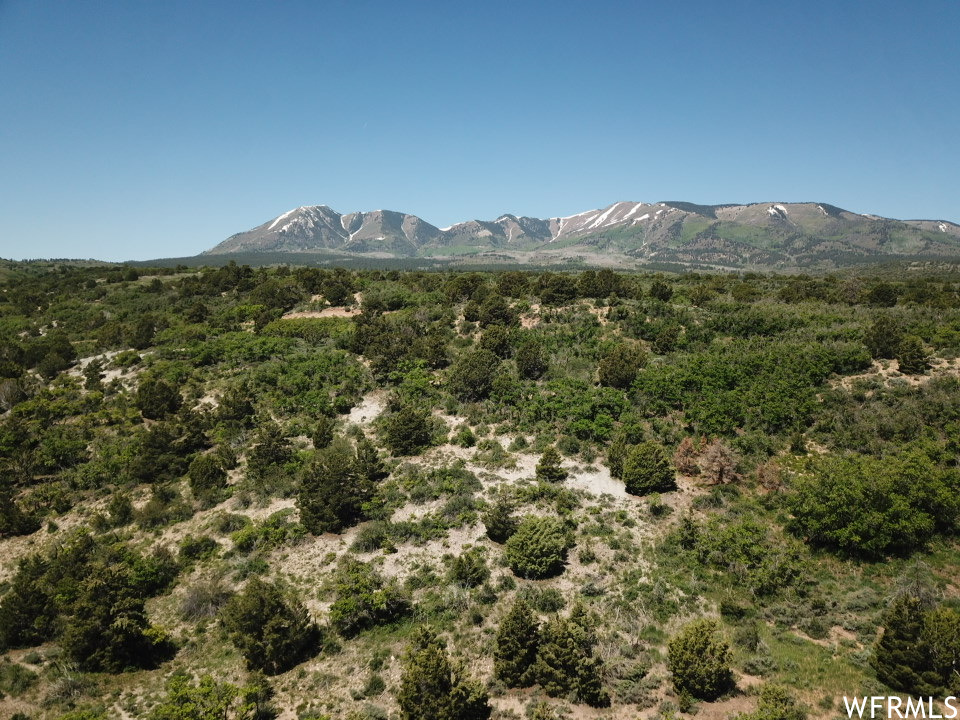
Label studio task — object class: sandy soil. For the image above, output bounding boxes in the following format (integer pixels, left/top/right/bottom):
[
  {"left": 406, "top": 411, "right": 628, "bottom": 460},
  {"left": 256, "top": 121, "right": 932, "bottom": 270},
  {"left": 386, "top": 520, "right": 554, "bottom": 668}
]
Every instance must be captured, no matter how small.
[
  {"left": 282, "top": 306, "right": 361, "bottom": 319},
  {"left": 834, "top": 355, "right": 960, "bottom": 391},
  {"left": 347, "top": 391, "right": 387, "bottom": 426}
]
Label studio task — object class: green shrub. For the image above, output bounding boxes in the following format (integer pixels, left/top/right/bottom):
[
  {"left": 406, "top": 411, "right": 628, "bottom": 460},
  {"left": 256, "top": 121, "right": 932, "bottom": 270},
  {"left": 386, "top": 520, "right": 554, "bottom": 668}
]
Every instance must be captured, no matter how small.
[
  {"left": 448, "top": 547, "right": 489, "bottom": 588},
  {"left": 504, "top": 516, "right": 573, "bottom": 579},
  {"left": 788, "top": 448, "right": 959, "bottom": 558},
  {"left": 0, "top": 660, "right": 38, "bottom": 697},
  {"left": 667, "top": 619, "right": 733, "bottom": 700},
  {"left": 328, "top": 560, "right": 411, "bottom": 637},
  {"left": 448, "top": 348, "right": 500, "bottom": 402},
  {"left": 621, "top": 442, "right": 675, "bottom": 496},
  {"left": 220, "top": 577, "right": 320, "bottom": 675}
]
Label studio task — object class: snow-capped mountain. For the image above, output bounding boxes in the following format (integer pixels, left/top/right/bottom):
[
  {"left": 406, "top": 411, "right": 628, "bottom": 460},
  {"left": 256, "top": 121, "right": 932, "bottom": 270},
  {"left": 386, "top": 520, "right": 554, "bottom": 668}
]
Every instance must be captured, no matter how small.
[{"left": 203, "top": 201, "right": 960, "bottom": 269}]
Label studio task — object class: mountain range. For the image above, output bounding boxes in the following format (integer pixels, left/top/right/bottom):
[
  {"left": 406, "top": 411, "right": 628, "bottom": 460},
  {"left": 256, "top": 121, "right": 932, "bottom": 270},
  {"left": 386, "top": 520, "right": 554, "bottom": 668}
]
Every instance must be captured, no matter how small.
[{"left": 203, "top": 201, "right": 960, "bottom": 270}]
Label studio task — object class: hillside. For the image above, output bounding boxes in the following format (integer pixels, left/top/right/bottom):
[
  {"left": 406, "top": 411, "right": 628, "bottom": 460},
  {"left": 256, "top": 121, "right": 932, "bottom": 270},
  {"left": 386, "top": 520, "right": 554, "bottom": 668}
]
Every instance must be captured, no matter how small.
[
  {"left": 204, "top": 201, "right": 960, "bottom": 270},
  {"left": 2, "top": 264, "right": 960, "bottom": 719}
]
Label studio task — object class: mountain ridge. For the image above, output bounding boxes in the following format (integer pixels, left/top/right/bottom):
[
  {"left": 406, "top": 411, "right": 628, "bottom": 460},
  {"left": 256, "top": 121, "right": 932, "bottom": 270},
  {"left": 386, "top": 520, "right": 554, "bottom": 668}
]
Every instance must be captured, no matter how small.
[{"left": 204, "top": 201, "right": 960, "bottom": 270}]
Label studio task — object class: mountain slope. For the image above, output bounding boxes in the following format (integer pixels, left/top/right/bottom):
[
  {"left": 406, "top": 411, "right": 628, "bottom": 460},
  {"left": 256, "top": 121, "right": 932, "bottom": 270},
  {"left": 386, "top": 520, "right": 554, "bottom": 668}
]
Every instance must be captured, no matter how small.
[{"left": 204, "top": 201, "right": 960, "bottom": 269}]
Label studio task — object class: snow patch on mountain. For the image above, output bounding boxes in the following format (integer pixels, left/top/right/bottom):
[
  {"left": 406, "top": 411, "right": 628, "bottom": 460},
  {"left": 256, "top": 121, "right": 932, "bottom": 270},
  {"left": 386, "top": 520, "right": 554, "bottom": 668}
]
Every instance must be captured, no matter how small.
[{"left": 268, "top": 208, "right": 298, "bottom": 231}]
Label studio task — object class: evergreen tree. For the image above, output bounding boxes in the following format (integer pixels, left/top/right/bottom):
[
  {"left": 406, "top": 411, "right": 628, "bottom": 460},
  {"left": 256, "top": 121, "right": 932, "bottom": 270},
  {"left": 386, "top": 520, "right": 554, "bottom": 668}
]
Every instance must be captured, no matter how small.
[
  {"left": 382, "top": 403, "right": 432, "bottom": 456},
  {"left": 598, "top": 344, "right": 646, "bottom": 389},
  {"left": 218, "top": 383, "right": 255, "bottom": 424},
  {"left": 0, "top": 476, "right": 39, "bottom": 538},
  {"left": 448, "top": 547, "right": 489, "bottom": 588},
  {"left": 531, "top": 607, "right": 609, "bottom": 707},
  {"left": 448, "top": 348, "right": 500, "bottom": 401},
  {"left": 478, "top": 293, "right": 517, "bottom": 328},
  {"left": 483, "top": 493, "right": 518, "bottom": 543},
  {"left": 622, "top": 442, "right": 676, "bottom": 496},
  {"left": 136, "top": 376, "right": 182, "bottom": 420},
  {"left": 130, "top": 315, "right": 156, "bottom": 350},
  {"left": 60, "top": 563, "right": 161, "bottom": 672},
  {"left": 494, "top": 597, "right": 541, "bottom": 688},
  {"left": 649, "top": 280, "right": 673, "bottom": 302},
  {"left": 668, "top": 619, "right": 733, "bottom": 700},
  {"left": 479, "top": 325, "right": 513, "bottom": 358},
  {"left": 516, "top": 338, "right": 548, "bottom": 379},
  {"left": 245, "top": 424, "right": 292, "bottom": 495},
  {"left": 188, "top": 453, "right": 227, "bottom": 507},
  {"left": 871, "top": 594, "right": 938, "bottom": 695},
  {"left": 922, "top": 605, "right": 960, "bottom": 694},
  {"left": 535, "top": 446, "right": 567, "bottom": 483},
  {"left": 504, "top": 516, "right": 573, "bottom": 579},
  {"left": 397, "top": 627, "right": 491, "bottom": 720},
  {"left": 0, "top": 554, "right": 55, "bottom": 650},
  {"left": 353, "top": 437, "right": 388, "bottom": 485},
  {"left": 220, "top": 577, "right": 320, "bottom": 675},
  {"left": 897, "top": 335, "right": 931, "bottom": 375},
  {"left": 864, "top": 315, "right": 903, "bottom": 359},
  {"left": 83, "top": 358, "right": 104, "bottom": 391},
  {"left": 311, "top": 415, "right": 336, "bottom": 449},
  {"left": 298, "top": 439, "right": 367, "bottom": 534}
]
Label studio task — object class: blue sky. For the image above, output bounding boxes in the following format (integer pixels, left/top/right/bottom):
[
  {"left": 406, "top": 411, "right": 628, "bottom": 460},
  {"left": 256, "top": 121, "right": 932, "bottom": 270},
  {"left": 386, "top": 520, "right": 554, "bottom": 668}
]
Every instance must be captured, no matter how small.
[{"left": 1, "top": 0, "right": 958, "bottom": 261}]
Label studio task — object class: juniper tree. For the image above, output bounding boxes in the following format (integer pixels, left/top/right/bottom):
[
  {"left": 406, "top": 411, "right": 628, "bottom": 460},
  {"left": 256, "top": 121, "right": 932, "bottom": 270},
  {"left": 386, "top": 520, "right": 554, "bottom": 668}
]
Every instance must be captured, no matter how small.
[
  {"left": 494, "top": 597, "right": 541, "bottom": 687},
  {"left": 515, "top": 338, "right": 548, "bottom": 379},
  {"left": 483, "top": 492, "right": 518, "bottom": 543},
  {"left": 136, "top": 376, "right": 182, "bottom": 420},
  {"left": 60, "top": 562, "right": 161, "bottom": 672},
  {"left": 448, "top": 348, "right": 500, "bottom": 401},
  {"left": 298, "top": 439, "right": 369, "bottom": 534},
  {"left": 311, "top": 415, "right": 336, "bottom": 449},
  {"left": 897, "top": 335, "right": 930, "bottom": 375},
  {"left": 382, "top": 403, "right": 432, "bottom": 456},
  {"left": 668, "top": 618, "right": 733, "bottom": 700},
  {"left": 353, "top": 437, "right": 388, "bottom": 485},
  {"left": 531, "top": 606, "right": 609, "bottom": 707},
  {"left": 622, "top": 442, "right": 675, "bottom": 496},
  {"left": 220, "top": 577, "right": 320, "bottom": 675},
  {"left": 188, "top": 453, "right": 227, "bottom": 507},
  {"left": 535, "top": 446, "right": 567, "bottom": 483},
  {"left": 598, "top": 343, "right": 645, "bottom": 389},
  {"left": 397, "top": 627, "right": 491, "bottom": 720},
  {"left": 504, "top": 516, "right": 573, "bottom": 579},
  {"left": 864, "top": 314, "right": 903, "bottom": 359}
]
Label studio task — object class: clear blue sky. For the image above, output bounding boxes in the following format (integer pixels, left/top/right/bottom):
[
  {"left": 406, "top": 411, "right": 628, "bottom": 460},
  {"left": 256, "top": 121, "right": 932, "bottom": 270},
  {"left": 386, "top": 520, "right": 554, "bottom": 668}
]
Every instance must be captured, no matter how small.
[{"left": 2, "top": 0, "right": 958, "bottom": 261}]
